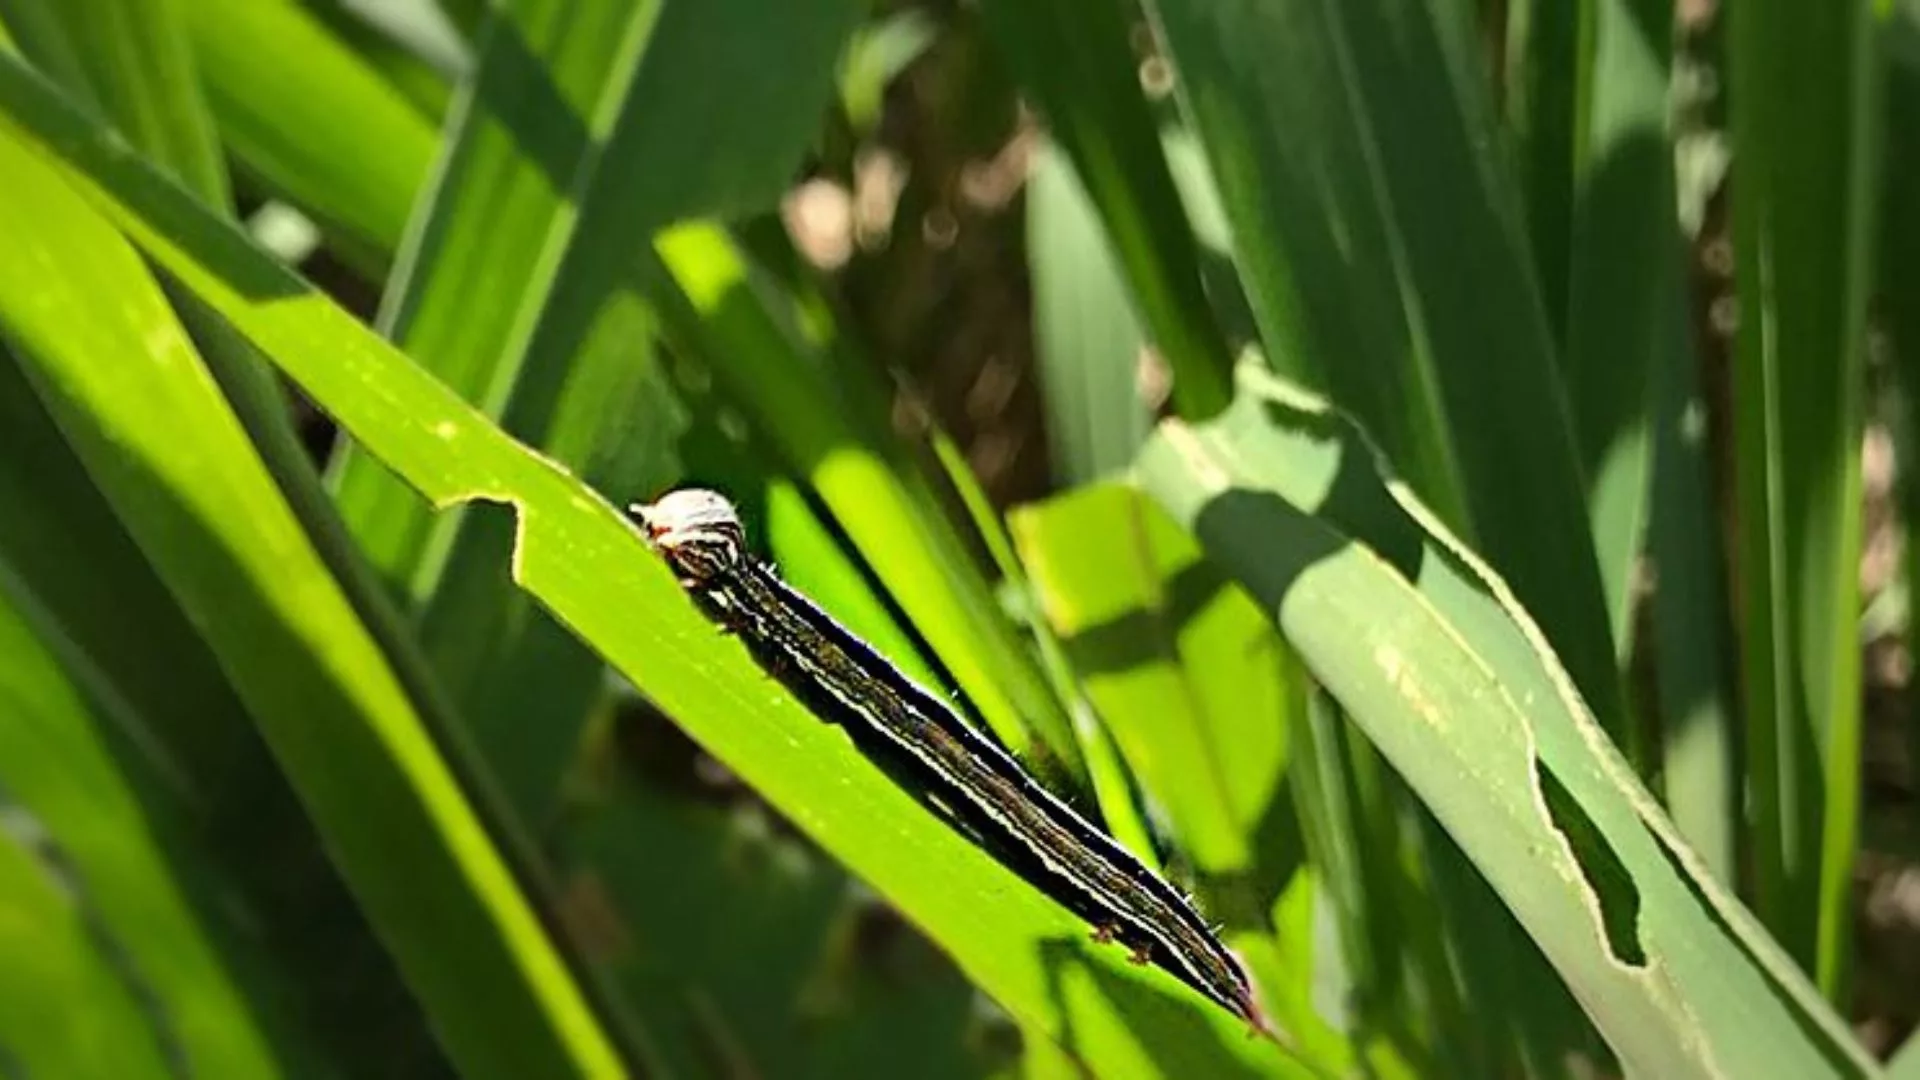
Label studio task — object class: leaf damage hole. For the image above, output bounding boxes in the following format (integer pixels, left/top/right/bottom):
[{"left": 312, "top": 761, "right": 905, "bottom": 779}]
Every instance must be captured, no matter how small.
[{"left": 1535, "top": 759, "right": 1646, "bottom": 968}]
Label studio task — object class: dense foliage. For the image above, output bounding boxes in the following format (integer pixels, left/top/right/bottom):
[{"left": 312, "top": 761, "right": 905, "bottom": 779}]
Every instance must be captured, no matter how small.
[{"left": 0, "top": 1, "right": 1914, "bottom": 1077}]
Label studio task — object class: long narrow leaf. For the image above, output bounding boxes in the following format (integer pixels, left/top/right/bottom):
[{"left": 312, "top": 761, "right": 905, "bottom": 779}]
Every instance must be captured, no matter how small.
[
  {"left": 1, "top": 0, "right": 229, "bottom": 203},
  {"left": 183, "top": 0, "right": 437, "bottom": 266},
  {"left": 1142, "top": 0, "right": 1627, "bottom": 751},
  {"left": 1136, "top": 365, "right": 1874, "bottom": 1078},
  {"left": 978, "top": 0, "right": 1233, "bottom": 418},
  {"left": 1024, "top": 140, "right": 1156, "bottom": 483},
  {"left": 0, "top": 101, "right": 627, "bottom": 1079},
  {"left": 0, "top": 348, "right": 451, "bottom": 1079},
  {"left": 0, "top": 587, "right": 298, "bottom": 1077},
  {"left": 1725, "top": 0, "right": 1879, "bottom": 996},
  {"left": 0, "top": 829, "right": 178, "bottom": 1078},
  {"left": 335, "top": 0, "right": 864, "bottom": 820},
  {"left": 1560, "top": 0, "right": 1692, "bottom": 660}
]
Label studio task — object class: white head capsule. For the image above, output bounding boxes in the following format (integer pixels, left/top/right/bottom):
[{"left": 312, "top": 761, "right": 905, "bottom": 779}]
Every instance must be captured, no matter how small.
[{"left": 631, "top": 488, "right": 748, "bottom": 583}]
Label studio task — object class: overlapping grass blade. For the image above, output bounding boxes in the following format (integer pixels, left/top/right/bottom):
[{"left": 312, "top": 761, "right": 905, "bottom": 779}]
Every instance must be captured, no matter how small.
[
  {"left": 3, "top": 0, "right": 472, "bottom": 806},
  {"left": 1502, "top": 0, "right": 1579, "bottom": 341},
  {"left": 181, "top": 0, "right": 437, "bottom": 267},
  {"left": 1024, "top": 141, "right": 1155, "bottom": 484},
  {"left": 0, "top": 0, "right": 228, "bottom": 202},
  {"left": 1140, "top": 0, "right": 1626, "bottom": 752},
  {"left": 0, "top": 586, "right": 304, "bottom": 1076},
  {"left": 1646, "top": 301, "right": 1740, "bottom": 883},
  {"left": 331, "top": 0, "right": 868, "bottom": 820},
  {"left": 1136, "top": 364, "right": 1874, "bottom": 1078},
  {"left": 1009, "top": 483, "right": 1353, "bottom": 1077},
  {"left": 978, "top": 0, "right": 1232, "bottom": 419},
  {"left": 0, "top": 344, "right": 448, "bottom": 1077},
  {"left": 0, "top": 97, "right": 628, "bottom": 1078},
  {"left": 1724, "top": 0, "right": 1879, "bottom": 997}
]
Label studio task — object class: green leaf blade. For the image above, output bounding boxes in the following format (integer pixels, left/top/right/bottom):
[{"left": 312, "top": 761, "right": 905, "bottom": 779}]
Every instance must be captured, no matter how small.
[
  {"left": 0, "top": 96, "right": 627, "bottom": 1079},
  {"left": 1136, "top": 366, "right": 1874, "bottom": 1079},
  {"left": 0, "top": 588, "right": 296, "bottom": 1078},
  {"left": 1142, "top": 0, "right": 1628, "bottom": 753},
  {"left": 1725, "top": 0, "right": 1879, "bottom": 999}
]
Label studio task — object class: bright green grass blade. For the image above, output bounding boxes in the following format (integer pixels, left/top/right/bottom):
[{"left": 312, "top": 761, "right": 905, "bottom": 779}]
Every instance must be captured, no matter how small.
[
  {"left": 1009, "top": 483, "right": 1353, "bottom": 1076},
  {"left": 977, "top": 0, "right": 1233, "bottom": 419},
  {"left": 0, "top": 353, "right": 451, "bottom": 1076},
  {"left": 0, "top": 587, "right": 302, "bottom": 1077},
  {"left": 0, "top": 355, "right": 253, "bottom": 789},
  {"left": 0, "top": 63, "right": 1313, "bottom": 1075},
  {"left": 1141, "top": 0, "right": 1627, "bottom": 750},
  {"left": 0, "top": 827, "right": 177, "bottom": 1079},
  {"left": 1010, "top": 484, "right": 1285, "bottom": 876},
  {"left": 181, "top": 0, "right": 437, "bottom": 268},
  {"left": 1725, "top": 0, "right": 1878, "bottom": 997},
  {"left": 329, "top": 0, "right": 662, "bottom": 822},
  {"left": 19, "top": 19, "right": 594, "bottom": 1024},
  {"left": 333, "top": 0, "right": 863, "bottom": 821},
  {"left": 1136, "top": 364, "right": 1877, "bottom": 1078},
  {"left": 329, "top": 0, "right": 659, "bottom": 592},
  {"left": 649, "top": 223, "right": 1086, "bottom": 779},
  {"left": 6, "top": 0, "right": 450, "bottom": 721},
  {"left": 0, "top": 0, "right": 229, "bottom": 203},
  {"left": 1025, "top": 140, "right": 1155, "bottom": 484},
  {"left": 0, "top": 110, "right": 626, "bottom": 1080},
  {"left": 13, "top": 0, "right": 591, "bottom": 967}
]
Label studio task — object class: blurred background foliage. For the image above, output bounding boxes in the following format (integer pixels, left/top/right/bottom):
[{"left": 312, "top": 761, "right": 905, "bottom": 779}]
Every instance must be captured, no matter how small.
[{"left": 0, "top": 0, "right": 1918, "bottom": 1076}]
